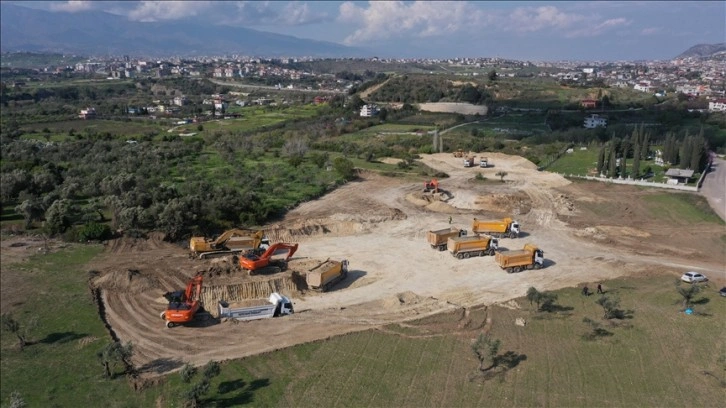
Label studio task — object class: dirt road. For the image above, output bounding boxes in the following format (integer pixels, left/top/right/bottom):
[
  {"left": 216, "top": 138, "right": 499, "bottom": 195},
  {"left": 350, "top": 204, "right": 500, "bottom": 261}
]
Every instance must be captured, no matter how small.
[
  {"left": 78, "top": 153, "right": 725, "bottom": 376},
  {"left": 700, "top": 157, "right": 726, "bottom": 221}
]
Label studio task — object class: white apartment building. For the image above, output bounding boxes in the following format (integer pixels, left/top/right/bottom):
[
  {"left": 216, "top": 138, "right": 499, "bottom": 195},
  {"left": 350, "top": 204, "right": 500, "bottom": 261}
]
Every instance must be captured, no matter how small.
[
  {"left": 708, "top": 99, "right": 726, "bottom": 112},
  {"left": 360, "top": 104, "right": 379, "bottom": 117},
  {"left": 584, "top": 114, "right": 607, "bottom": 129}
]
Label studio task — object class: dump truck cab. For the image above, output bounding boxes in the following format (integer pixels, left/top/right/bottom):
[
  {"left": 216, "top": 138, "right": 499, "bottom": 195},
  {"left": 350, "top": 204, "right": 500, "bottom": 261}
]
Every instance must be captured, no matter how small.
[
  {"left": 510, "top": 221, "right": 520, "bottom": 236},
  {"left": 532, "top": 248, "right": 544, "bottom": 266}
]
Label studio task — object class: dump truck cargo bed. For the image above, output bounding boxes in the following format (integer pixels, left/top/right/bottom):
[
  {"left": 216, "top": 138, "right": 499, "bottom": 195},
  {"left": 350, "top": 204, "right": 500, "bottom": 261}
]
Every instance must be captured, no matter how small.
[
  {"left": 307, "top": 260, "right": 348, "bottom": 291},
  {"left": 426, "top": 227, "right": 465, "bottom": 250},
  {"left": 494, "top": 250, "right": 531, "bottom": 266},
  {"left": 447, "top": 235, "right": 497, "bottom": 258}
]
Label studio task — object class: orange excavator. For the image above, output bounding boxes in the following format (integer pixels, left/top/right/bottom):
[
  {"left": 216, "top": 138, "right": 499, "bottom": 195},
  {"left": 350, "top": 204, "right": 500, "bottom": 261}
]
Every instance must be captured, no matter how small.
[
  {"left": 423, "top": 179, "right": 439, "bottom": 193},
  {"left": 160, "top": 275, "right": 203, "bottom": 328},
  {"left": 238, "top": 243, "right": 298, "bottom": 275}
]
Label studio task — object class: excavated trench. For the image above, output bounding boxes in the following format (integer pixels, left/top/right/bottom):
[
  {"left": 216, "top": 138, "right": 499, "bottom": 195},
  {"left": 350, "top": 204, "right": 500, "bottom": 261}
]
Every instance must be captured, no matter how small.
[{"left": 200, "top": 272, "right": 306, "bottom": 317}]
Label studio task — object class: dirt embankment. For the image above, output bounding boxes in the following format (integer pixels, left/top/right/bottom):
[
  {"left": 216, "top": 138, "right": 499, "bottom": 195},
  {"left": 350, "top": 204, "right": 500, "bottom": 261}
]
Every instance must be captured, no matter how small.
[{"left": 417, "top": 102, "right": 488, "bottom": 115}]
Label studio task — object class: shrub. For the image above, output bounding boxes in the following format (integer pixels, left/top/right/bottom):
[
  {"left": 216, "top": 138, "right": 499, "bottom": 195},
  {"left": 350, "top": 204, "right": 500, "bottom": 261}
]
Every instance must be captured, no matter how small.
[{"left": 76, "top": 222, "right": 114, "bottom": 242}]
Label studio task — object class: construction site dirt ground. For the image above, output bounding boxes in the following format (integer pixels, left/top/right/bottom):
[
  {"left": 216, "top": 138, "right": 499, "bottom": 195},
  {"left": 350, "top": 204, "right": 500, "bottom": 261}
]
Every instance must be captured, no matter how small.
[{"left": 3, "top": 152, "right": 724, "bottom": 377}]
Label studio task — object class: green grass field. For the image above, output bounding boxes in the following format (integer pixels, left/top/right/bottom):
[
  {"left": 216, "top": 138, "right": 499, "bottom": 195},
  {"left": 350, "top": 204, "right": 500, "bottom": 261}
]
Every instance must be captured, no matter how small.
[
  {"left": 342, "top": 123, "right": 436, "bottom": 140},
  {"left": 2, "top": 242, "right": 724, "bottom": 407},
  {"left": 188, "top": 105, "right": 324, "bottom": 134},
  {"left": 547, "top": 147, "right": 669, "bottom": 181},
  {"left": 643, "top": 193, "right": 725, "bottom": 224},
  {"left": 0, "top": 244, "right": 161, "bottom": 407}
]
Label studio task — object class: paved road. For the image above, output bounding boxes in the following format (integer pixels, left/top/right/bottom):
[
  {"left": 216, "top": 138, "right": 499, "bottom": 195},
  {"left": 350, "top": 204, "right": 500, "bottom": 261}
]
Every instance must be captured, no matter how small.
[
  {"left": 700, "top": 156, "right": 726, "bottom": 221},
  {"left": 209, "top": 79, "right": 344, "bottom": 94}
]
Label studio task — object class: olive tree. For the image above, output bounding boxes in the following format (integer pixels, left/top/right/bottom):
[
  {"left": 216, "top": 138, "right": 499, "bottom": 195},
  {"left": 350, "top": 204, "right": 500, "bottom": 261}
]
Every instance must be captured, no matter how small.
[
  {"left": 97, "top": 341, "right": 134, "bottom": 379},
  {"left": 44, "top": 199, "right": 75, "bottom": 235},
  {"left": 471, "top": 333, "right": 501, "bottom": 372}
]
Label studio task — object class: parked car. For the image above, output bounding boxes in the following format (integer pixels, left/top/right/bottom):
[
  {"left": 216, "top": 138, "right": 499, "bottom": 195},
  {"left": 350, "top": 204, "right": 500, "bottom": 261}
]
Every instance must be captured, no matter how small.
[
  {"left": 719, "top": 287, "right": 726, "bottom": 297},
  {"left": 681, "top": 271, "right": 708, "bottom": 283}
]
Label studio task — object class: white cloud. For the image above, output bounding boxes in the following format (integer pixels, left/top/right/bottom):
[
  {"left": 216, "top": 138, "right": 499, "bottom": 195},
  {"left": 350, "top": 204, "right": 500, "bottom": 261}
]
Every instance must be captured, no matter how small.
[
  {"left": 49, "top": 1, "right": 94, "bottom": 13},
  {"left": 338, "top": 1, "right": 492, "bottom": 45},
  {"left": 507, "top": 6, "right": 585, "bottom": 33},
  {"left": 336, "top": 2, "right": 633, "bottom": 45},
  {"left": 127, "top": 1, "right": 212, "bottom": 22},
  {"left": 566, "top": 17, "right": 631, "bottom": 38},
  {"left": 640, "top": 27, "right": 661, "bottom": 36},
  {"left": 222, "top": 1, "right": 329, "bottom": 27},
  {"left": 279, "top": 2, "right": 328, "bottom": 25}
]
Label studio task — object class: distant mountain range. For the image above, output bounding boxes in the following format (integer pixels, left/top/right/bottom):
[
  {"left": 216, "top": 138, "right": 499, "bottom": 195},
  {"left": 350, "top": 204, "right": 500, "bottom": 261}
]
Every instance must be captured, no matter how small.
[
  {"left": 675, "top": 43, "right": 726, "bottom": 59},
  {"left": 0, "top": 3, "right": 366, "bottom": 58}
]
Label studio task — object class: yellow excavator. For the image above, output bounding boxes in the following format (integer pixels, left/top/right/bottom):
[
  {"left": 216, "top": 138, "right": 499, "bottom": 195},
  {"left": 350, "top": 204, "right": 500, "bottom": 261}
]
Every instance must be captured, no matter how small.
[{"left": 189, "top": 229, "right": 269, "bottom": 259}]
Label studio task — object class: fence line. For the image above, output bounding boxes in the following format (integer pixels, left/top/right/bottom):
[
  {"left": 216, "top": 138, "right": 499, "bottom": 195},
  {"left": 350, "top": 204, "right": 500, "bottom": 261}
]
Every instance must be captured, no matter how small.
[{"left": 558, "top": 174, "right": 699, "bottom": 191}]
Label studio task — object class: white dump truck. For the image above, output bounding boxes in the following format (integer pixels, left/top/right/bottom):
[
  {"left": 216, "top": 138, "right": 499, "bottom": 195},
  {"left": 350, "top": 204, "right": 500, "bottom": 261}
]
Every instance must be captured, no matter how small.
[{"left": 217, "top": 293, "right": 294, "bottom": 321}]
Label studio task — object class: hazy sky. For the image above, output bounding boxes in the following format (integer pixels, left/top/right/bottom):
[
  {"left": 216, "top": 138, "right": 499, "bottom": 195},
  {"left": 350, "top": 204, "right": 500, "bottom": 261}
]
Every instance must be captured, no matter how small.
[{"left": 12, "top": 1, "right": 726, "bottom": 60}]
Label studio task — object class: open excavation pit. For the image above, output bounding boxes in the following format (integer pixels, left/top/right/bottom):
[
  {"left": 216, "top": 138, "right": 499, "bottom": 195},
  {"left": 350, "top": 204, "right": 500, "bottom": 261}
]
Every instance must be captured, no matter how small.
[
  {"left": 264, "top": 210, "right": 407, "bottom": 243},
  {"left": 200, "top": 274, "right": 303, "bottom": 318}
]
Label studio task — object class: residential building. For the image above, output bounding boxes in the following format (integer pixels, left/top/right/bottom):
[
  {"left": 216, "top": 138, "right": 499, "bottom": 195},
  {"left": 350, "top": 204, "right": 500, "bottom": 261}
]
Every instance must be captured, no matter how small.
[
  {"left": 173, "top": 96, "right": 188, "bottom": 106},
  {"left": 79, "top": 107, "right": 97, "bottom": 119},
  {"left": 360, "top": 104, "right": 380, "bottom": 117},
  {"left": 633, "top": 82, "right": 652, "bottom": 93},
  {"left": 583, "top": 114, "right": 607, "bottom": 129},
  {"left": 708, "top": 99, "right": 726, "bottom": 112},
  {"left": 213, "top": 98, "right": 227, "bottom": 111},
  {"left": 664, "top": 168, "right": 694, "bottom": 185},
  {"left": 580, "top": 99, "right": 597, "bottom": 109}
]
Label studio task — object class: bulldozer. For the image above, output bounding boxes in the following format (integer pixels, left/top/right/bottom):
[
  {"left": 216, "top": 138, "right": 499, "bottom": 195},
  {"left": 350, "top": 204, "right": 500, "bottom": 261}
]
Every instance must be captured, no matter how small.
[
  {"left": 189, "top": 229, "right": 269, "bottom": 259},
  {"left": 239, "top": 242, "right": 299, "bottom": 275},
  {"left": 453, "top": 149, "right": 465, "bottom": 158}
]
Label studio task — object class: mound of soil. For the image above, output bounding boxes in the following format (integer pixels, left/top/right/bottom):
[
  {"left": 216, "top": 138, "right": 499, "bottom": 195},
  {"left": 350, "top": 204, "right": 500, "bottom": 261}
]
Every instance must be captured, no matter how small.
[
  {"left": 473, "top": 192, "right": 532, "bottom": 214},
  {"left": 93, "top": 269, "right": 160, "bottom": 293},
  {"left": 105, "top": 232, "right": 168, "bottom": 253}
]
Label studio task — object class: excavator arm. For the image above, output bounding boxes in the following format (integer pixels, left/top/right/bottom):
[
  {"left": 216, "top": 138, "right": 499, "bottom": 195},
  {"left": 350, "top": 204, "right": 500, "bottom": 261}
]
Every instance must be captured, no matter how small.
[
  {"left": 212, "top": 229, "right": 262, "bottom": 247},
  {"left": 239, "top": 243, "right": 299, "bottom": 271},
  {"left": 190, "top": 229, "right": 265, "bottom": 257}
]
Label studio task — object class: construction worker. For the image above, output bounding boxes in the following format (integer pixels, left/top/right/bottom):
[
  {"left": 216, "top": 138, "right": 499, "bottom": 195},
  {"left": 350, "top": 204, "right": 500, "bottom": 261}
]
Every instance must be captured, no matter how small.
[{"left": 448, "top": 216, "right": 452, "bottom": 224}]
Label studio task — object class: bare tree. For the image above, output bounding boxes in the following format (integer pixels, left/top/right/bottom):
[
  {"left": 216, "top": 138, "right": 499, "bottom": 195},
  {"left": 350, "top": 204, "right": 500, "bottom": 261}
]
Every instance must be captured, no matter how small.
[
  {"left": 495, "top": 171, "right": 508, "bottom": 182},
  {"left": 675, "top": 281, "right": 703, "bottom": 310},
  {"left": 1, "top": 313, "right": 38, "bottom": 351},
  {"left": 282, "top": 137, "right": 308, "bottom": 159}
]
